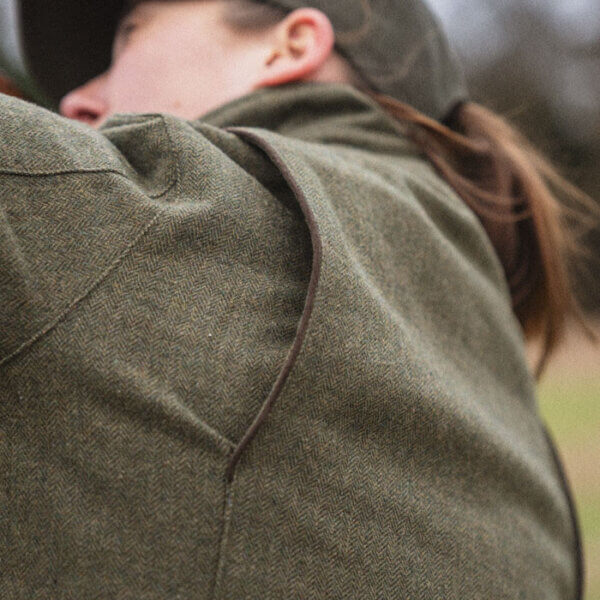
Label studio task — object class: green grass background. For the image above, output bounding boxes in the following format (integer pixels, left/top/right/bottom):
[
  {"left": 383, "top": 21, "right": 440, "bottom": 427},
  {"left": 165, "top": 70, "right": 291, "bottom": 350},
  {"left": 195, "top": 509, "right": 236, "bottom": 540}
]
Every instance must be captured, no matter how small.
[{"left": 538, "top": 372, "right": 600, "bottom": 599}]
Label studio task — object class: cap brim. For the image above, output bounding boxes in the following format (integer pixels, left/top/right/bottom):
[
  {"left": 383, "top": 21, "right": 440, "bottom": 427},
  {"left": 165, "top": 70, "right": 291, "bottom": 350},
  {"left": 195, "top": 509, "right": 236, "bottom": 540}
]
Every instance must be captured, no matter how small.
[{"left": 1, "top": 0, "right": 124, "bottom": 107}]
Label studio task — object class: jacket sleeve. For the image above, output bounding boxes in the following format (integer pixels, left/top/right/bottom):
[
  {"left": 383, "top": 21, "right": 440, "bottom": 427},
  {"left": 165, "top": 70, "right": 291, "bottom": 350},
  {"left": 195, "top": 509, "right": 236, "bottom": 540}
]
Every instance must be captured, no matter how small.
[
  {"left": 0, "top": 92, "right": 312, "bottom": 373},
  {"left": 0, "top": 94, "right": 313, "bottom": 596},
  {"left": 0, "top": 93, "right": 168, "bottom": 365}
]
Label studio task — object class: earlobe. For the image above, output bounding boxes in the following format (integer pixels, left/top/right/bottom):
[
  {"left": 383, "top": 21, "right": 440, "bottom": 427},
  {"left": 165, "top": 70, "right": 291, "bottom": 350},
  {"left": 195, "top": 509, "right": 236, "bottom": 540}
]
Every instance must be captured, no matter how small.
[{"left": 254, "top": 8, "right": 335, "bottom": 89}]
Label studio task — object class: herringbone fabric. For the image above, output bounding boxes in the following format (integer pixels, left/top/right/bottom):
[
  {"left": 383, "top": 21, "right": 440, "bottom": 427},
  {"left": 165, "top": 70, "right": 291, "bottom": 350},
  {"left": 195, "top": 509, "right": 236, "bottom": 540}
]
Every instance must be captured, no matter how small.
[{"left": 1, "top": 82, "right": 578, "bottom": 598}]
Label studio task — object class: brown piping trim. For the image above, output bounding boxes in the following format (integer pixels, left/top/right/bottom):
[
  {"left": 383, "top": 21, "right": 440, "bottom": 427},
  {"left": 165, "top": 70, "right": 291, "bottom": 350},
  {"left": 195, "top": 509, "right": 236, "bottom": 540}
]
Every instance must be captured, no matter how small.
[
  {"left": 542, "top": 425, "right": 584, "bottom": 600},
  {"left": 223, "top": 126, "right": 323, "bottom": 484}
]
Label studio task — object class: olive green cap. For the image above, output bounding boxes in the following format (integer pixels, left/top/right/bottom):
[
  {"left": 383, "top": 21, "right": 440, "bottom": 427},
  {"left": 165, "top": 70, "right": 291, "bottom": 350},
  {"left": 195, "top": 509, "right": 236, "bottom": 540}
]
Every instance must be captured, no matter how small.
[
  {"left": 0, "top": 0, "right": 468, "bottom": 120},
  {"left": 263, "top": 0, "right": 469, "bottom": 120}
]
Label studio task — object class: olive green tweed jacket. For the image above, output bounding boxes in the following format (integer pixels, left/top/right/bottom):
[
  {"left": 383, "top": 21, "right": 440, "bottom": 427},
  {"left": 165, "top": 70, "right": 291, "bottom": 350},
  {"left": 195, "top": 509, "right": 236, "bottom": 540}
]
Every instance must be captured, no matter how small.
[{"left": 0, "top": 82, "right": 580, "bottom": 599}]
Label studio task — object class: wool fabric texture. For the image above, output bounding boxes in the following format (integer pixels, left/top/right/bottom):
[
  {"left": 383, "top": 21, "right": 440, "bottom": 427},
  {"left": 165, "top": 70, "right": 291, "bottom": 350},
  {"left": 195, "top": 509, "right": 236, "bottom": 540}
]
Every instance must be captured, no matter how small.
[{"left": 0, "top": 82, "right": 579, "bottom": 598}]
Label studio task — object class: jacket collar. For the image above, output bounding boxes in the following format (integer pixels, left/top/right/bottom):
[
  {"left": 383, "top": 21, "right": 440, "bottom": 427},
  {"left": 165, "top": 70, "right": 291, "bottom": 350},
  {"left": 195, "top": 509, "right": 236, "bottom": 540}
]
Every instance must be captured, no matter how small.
[{"left": 197, "top": 82, "right": 414, "bottom": 155}]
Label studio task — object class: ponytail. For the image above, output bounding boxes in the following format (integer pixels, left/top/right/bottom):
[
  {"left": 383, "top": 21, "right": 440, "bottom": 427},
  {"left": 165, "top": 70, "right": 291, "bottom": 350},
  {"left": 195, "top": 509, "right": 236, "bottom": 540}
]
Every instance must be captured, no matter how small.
[{"left": 367, "top": 92, "right": 597, "bottom": 378}]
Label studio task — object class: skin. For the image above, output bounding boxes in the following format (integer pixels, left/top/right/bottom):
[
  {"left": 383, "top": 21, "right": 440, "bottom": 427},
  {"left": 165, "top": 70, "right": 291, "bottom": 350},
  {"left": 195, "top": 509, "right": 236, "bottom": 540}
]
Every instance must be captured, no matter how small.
[{"left": 59, "top": 0, "right": 354, "bottom": 128}]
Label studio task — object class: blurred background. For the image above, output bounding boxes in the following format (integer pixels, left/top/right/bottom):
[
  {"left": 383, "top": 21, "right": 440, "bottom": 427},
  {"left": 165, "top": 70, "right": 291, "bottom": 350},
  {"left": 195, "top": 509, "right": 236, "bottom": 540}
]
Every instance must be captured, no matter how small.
[
  {"left": 426, "top": 0, "right": 600, "bottom": 597},
  {"left": 429, "top": 0, "right": 600, "bottom": 309},
  {"left": 1, "top": 0, "right": 599, "bottom": 596}
]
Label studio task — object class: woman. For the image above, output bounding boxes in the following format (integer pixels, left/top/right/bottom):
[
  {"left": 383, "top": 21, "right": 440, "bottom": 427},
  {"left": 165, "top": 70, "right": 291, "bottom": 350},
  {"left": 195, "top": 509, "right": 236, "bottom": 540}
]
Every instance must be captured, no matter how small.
[{"left": 0, "top": 1, "right": 594, "bottom": 597}]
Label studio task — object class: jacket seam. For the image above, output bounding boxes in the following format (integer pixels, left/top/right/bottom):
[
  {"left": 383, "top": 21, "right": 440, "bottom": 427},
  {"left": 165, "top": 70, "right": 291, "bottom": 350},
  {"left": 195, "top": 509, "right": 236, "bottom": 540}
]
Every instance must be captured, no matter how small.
[
  {"left": 210, "top": 126, "right": 323, "bottom": 600},
  {"left": 541, "top": 424, "right": 584, "bottom": 600},
  {"left": 0, "top": 115, "right": 179, "bottom": 199},
  {"left": 0, "top": 208, "right": 166, "bottom": 370},
  {"left": 211, "top": 473, "right": 237, "bottom": 599},
  {"left": 0, "top": 116, "right": 180, "bottom": 369},
  {"left": 222, "top": 126, "right": 323, "bottom": 484}
]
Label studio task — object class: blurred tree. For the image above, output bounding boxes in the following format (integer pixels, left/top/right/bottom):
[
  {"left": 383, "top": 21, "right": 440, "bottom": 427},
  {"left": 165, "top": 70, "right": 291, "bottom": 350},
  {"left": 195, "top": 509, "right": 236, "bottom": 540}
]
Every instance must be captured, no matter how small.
[{"left": 429, "top": 0, "right": 600, "bottom": 309}]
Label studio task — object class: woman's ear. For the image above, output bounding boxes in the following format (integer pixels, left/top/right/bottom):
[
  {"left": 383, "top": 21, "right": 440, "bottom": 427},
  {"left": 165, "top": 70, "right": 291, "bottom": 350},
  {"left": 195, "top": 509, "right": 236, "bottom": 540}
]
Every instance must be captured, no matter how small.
[{"left": 254, "top": 8, "right": 335, "bottom": 88}]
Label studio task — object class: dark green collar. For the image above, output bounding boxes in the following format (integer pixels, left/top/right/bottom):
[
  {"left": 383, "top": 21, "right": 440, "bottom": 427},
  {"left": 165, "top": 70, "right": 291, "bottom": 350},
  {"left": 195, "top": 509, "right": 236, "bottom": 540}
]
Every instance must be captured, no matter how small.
[{"left": 197, "top": 82, "right": 414, "bottom": 155}]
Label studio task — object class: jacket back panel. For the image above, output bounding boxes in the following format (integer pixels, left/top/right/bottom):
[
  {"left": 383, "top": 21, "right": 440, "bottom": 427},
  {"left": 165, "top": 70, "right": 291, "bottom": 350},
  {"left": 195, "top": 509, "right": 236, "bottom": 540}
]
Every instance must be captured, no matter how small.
[{"left": 0, "top": 84, "right": 578, "bottom": 599}]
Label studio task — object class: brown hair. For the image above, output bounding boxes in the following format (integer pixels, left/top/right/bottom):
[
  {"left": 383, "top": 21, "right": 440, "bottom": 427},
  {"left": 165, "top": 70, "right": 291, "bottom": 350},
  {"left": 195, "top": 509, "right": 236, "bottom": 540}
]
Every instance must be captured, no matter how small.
[{"left": 370, "top": 96, "right": 599, "bottom": 377}]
